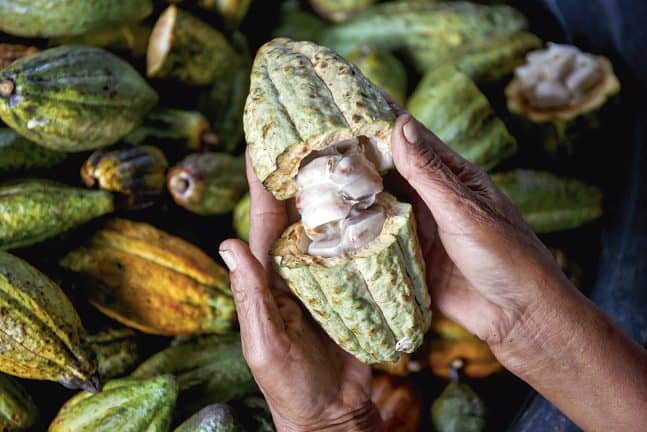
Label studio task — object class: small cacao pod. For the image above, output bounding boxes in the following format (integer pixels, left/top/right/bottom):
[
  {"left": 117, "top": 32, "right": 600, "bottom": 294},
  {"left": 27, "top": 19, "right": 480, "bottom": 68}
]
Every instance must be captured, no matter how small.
[
  {"left": 49, "top": 375, "right": 178, "bottom": 432},
  {"left": 431, "top": 365, "right": 486, "bottom": 432},
  {"left": 86, "top": 328, "right": 140, "bottom": 380},
  {"left": 167, "top": 153, "right": 247, "bottom": 215},
  {"left": 0, "top": 373, "right": 38, "bottom": 431},
  {"left": 59, "top": 218, "right": 235, "bottom": 335},
  {"left": 0, "top": 250, "right": 98, "bottom": 391},
  {"left": 174, "top": 404, "right": 243, "bottom": 432},
  {"left": 371, "top": 374, "right": 421, "bottom": 432}
]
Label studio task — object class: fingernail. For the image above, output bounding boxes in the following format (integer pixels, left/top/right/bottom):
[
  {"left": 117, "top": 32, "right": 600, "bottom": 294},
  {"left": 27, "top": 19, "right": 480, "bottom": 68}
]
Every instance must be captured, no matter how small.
[
  {"left": 219, "top": 249, "right": 237, "bottom": 272},
  {"left": 403, "top": 117, "right": 420, "bottom": 145}
]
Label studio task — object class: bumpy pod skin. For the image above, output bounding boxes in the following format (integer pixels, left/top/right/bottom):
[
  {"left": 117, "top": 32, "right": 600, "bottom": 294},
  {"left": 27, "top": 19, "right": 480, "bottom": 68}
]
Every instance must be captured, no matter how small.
[
  {"left": 81, "top": 145, "right": 168, "bottom": 207},
  {"left": 272, "top": 194, "right": 431, "bottom": 363},
  {"left": 85, "top": 328, "right": 139, "bottom": 380},
  {"left": 0, "top": 251, "right": 98, "bottom": 391},
  {"left": 147, "top": 6, "right": 239, "bottom": 86},
  {"left": 0, "top": 180, "right": 114, "bottom": 250},
  {"left": 49, "top": 375, "right": 178, "bottom": 432},
  {"left": 59, "top": 218, "right": 235, "bottom": 336},
  {"left": 174, "top": 404, "right": 243, "bottom": 432},
  {"left": 52, "top": 24, "right": 152, "bottom": 58},
  {"left": 232, "top": 193, "right": 250, "bottom": 241},
  {"left": 309, "top": 0, "right": 377, "bottom": 22},
  {"left": 320, "top": 1, "right": 528, "bottom": 72},
  {"left": 346, "top": 46, "right": 407, "bottom": 105},
  {"left": 505, "top": 56, "right": 621, "bottom": 155},
  {"left": 431, "top": 380, "right": 486, "bottom": 432},
  {"left": 132, "top": 333, "right": 256, "bottom": 419},
  {"left": 168, "top": 153, "right": 247, "bottom": 215},
  {"left": 0, "top": 46, "right": 158, "bottom": 152},
  {"left": 244, "top": 37, "right": 395, "bottom": 200},
  {"left": 407, "top": 64, "right": 517, "bottom": 171},
  {"left": 0, "top": 0, "right": 152, "bottom": 38},
  {"left": 0, "top": 44, "right": 38, "bottom": 69},
  {"left": 371, "top": 374, "right": 421, "bottom": 432},
  {"left": 0, "top": 373, "right": 38, "bottom": 431},
  {"left": 0, "top": 128, "right": 66, "bottom": 175},
  {"left": 491, "top": 170, "right": 603, "bottom": 234}
]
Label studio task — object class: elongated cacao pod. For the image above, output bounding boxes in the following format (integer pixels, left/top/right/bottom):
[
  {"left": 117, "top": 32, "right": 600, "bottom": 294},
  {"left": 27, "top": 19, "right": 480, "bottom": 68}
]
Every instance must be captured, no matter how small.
[
  {"left": 60, "top": 218, "right": 235, "bottom": 335},
  {"left": 0, "top": 128, "right": 66, "bottom": 175},
  {"left": 0, "top": 46, "right": 158, "bottom": 152},
  {"left": 86, "top": 328, "right": 140, "bottom": 380},
  {"left": 132, "top": 333, "right": 256, "bottom": 418},
  {"left": 0, "top": 251, "right": 98, "bottom": 391},
  {"left": 49, "top": 375, "right": 178, "bottom": 432},
  {"left": 174, "top": 404, "right": 243, "bottom": 432},
  {"left": 0, "top": 373, "right": 37, "bottom": 431},
  {"left": 0, "top": 179, "right": 113, "bottom": 250}
]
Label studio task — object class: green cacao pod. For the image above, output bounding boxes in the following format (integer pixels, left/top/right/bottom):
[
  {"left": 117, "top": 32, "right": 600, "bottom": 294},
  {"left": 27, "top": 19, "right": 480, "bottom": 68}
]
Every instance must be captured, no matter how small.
[
  {"left": 0, "top": 374, "right": 37, "bottom": 431},
  {"left": 232, "top": 193, "right": 250, "bottom": 241},
  {"left": 125, "top": 108, "right": 218, "bottom": 151},
  {"left": 232, "top": 397, "right": 275, "bottom": 432},
  {"left": 167, "top": 153, "right": 247, "bottom": 215},
  {"left": 0, "top": 0, "right": 152, "bottom": 38},
  {"left": 86, "top": 328, "right": 140, "bottom": 380},
  {"left": 346, "top": 46, "right": 407, "bottom": 105},
  {"left": 147, "top": 6, "right": 239, "bottom": 86},
  {"left": 491, "top": 170, "right": 603, "bottom": 234},
  {"left": 81, "top": 145, "right": 169, "bottom": 208},
  {"left": 174, "top": 404, "right": 243, "bottom": 432},
  {"left": 244, "top": 38, "right": 431, "bottom": 363},
  {"left": 407, "top": 63, "right": 517, "bottom": 171},
  {"left": 132, "top": 333, "right": 256, "bottom": 418},
  {"left": 0, "top": 179, "right": 113, "bottom": 250},
  {"left": 0, "top": 46, "right": 158, "bottom": 152},
  {"left": 431, "top": 368, "right": 485, "bottom": 432},
  {"left": 49, "top": 375, "right": 178, "bottom": 432},
  {"left": 320, "top": 1, "right": 528, "bottom": 72},
  {"left": 273, "top": 0, "right": 327, "bottom": 42},
  {"left": 52, "top": 24, "right": 152, "bottom": 58},
  {"left": 60, "top": 218, "right": 235, "bottom": 335},
  {"left": 0, "top": 128, "right": 66, "bottom": 175},
  {"left": 310, "top": 0, "right": 377, "bottom": 22},
  {"left": 0, "top": 44, "right": 38, "bottom": 70},
  {"left": 0, "top": 250, "right": 98, "bottom": 391}
]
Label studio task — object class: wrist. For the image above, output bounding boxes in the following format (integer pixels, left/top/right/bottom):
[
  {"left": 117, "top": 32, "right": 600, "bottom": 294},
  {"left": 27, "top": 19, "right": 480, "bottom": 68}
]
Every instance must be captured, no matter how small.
[{"left": 273, "top": 401, "right": 385, "bottom": 432}]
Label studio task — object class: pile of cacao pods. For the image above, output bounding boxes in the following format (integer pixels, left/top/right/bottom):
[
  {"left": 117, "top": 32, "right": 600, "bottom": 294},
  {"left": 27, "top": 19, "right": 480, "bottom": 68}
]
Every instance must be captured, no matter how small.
[{"left": 0, "top": 0, "right": 618, "bottom": 430}]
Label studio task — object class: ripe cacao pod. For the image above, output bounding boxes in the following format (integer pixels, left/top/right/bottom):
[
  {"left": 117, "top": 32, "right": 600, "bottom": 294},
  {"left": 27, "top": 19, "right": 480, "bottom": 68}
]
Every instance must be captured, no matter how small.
[
  {"left": 59, "top": 218, "right": 235, "bottom": 335},
  {"left": 0, "top": 373, "right": 37, "bottom": 431},
  {"left": 0, "top": 250, "right": 98, "bottom": 391},
  {"left": 371, "top": 374, "right": 421, "bottom": 432}
]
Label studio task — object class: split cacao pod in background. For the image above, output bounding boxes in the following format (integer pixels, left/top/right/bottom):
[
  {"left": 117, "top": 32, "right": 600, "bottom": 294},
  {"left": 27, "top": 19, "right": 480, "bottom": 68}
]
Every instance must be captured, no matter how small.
[{"left": 59, "top": 218, "right": 235, "bottom": 335}]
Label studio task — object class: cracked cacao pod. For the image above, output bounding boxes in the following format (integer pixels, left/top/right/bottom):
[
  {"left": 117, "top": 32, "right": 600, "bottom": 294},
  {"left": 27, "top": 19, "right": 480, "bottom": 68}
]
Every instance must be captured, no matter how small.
[
  {"left": 0, "top": 44, "right": 37, "bottom": 69},
  {"left": 0, "top": 251, "right": 98, "bottom": 391},
  {"left": 49, "top": 375, "right": 178, "bottom": 432},
  {"left": 491, "top": 170, "right": 602, "bottom": 233},
  {"left": 0, "top": 128, "right": 66, "bottom": 175},
  {"left": 59, "top": 218, "right": 235, "bottom": 335},
  {"left": 0, "top": 0, "right": 152, "bottom": 38},
  {"left": 371, "top": 374, "right": 421, "bottom": 432},
  {"left": 0, "top": 46, "right": 158, "bottom": 152},
  {"left": 132, "top": 333, "right": 256, "bottom": 419},
  {"left": 0, "top": 179, "right": 113, "bottom": 250},
  {"left": 0, "top": 373, "right": 38, "bottom": 431},
  {"left": 407, "top": 63, "right": 517, "bottom": 171},
  {"left": 86, "top": 328, "right": 140, "bottom": 380},
  {"left": 243, "top": 38, "right": 431, "bottom": 363},
  {"left": 174, "top": 404, "right": 243, "bottom": 432},
  {"left": 346, "top": 46, "right": 407, "bottom": 105}
]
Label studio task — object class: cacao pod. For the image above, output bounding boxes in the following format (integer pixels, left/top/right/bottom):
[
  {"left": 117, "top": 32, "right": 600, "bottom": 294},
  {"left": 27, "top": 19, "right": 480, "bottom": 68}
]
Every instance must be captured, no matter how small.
[
  {"left": 371, "top": 374, "right": 421, "bottom": 432},
  {"left": 346, "top": 46, "right": 407, "bottom": 105},
  {"left": 273, "top": 0, "right": 327, "bottom": 42},
  {"left": 147, "top": 6, "right": 239, "bottom": 85},
  {"left": 81, "top": 145, "right": 169, "bottom": 208},
  {"left": 0, "top": 250, "right": 98, "bottom": 391},
  {"left": 431, "top": 368, "right": 486, "bottom": 432},
  {"left": 309, "top": 0, "right": 377, "bottom": 22},
  {"left": 59, "top": 218, "right": 235, "bottom": 335},
  {"left": 233, "top": 397, "right": 274, "bottom": 432},
  {"left": 132, "top": 333, "right": 256, "bottom": 418},
  {"left": 0, "top": 46, "right": 158, "bottom": 152},
  {"left": 86, "top": 328, "right": 140, "bottom": 380},
  {"left": 0, "top": 44, "right": 37, "bottom": 70},
  {"left": 167, "top": 153, "right": 247, "bottom": 215},
  {"left": 0, "top": 179, "right": 113, "bottom": 250},
  {"left": 0, "top": 373, "right": 37, "bottom": 431},
  {"left": 0, "top": 128, "right": 66, "bottom": 175},
  {"left": 52, "top": 24, "right": 152, "bottom": 58},
  {"left": 0, "top": 0, "right": 152, "bottom": 38},
  {"left": 49, "top": 375, "right": 178, "bottom": 432},
  {"left": 232, "top": 193, "right": 250, "bottom": 241},
  {"left": 244, "top": 38, "right": 431, "bottom": 364},
  {"left": 174, "top": 404, "right": 243, "bottom": 432},
  {"left": 407, "top": 63, "right": 517, "bottom": 171},
  {"left": 491, "top": 170, "right": 603, "bottom": 233}
]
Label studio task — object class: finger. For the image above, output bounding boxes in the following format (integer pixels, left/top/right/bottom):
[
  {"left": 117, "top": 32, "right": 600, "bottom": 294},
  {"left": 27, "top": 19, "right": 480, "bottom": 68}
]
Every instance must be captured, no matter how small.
[
  {"left": 380, "top": 90, "right": 407, "bottom": 117},
  {"left": 219, "top": 239, "right": 289, "bottom": 365},
  {"left": 246, "top": 151, "right": 289, "bottom": 269}
]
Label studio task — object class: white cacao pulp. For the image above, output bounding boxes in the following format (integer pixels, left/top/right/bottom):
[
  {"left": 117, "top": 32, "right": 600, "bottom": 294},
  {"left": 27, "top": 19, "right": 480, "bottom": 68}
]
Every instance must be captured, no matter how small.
[
  {"left": 296, "top": 139, "right": 386, "bottom": 257},
  {"left": 515, "top": 43, "right": 603, "bottom": 109}
]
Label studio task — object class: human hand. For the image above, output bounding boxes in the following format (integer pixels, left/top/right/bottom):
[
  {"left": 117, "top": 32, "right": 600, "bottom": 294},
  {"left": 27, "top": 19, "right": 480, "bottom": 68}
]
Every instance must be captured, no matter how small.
[{"left": 218, "top": 155, "right": 383, "bottom": 432}]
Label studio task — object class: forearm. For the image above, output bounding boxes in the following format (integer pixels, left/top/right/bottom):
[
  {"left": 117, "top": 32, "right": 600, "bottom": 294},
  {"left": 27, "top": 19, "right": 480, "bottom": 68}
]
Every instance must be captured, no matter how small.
[{"left": 492, "top": 273, "right": 647, "bottom": 432}]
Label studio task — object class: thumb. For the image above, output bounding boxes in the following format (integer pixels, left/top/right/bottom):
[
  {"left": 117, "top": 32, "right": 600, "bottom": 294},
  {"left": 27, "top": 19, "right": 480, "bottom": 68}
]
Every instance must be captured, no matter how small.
[{"left": 219, "top": 239, "right": 287, "bottom": 365}]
